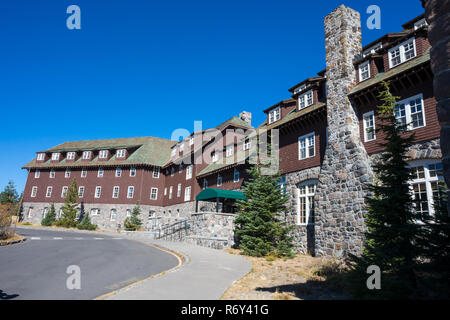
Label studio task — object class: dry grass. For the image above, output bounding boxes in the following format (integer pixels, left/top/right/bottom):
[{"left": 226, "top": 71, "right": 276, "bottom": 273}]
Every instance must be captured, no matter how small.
[{"left": 221, "top": 249, "right": 351, "bottom": 300}]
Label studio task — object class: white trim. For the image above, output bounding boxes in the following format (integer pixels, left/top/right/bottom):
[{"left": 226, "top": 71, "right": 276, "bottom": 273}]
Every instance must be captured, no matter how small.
[
  {"left": 153, "top": 167, "right": 160, "bottom": 178},
  {"left": 116, "top": 149, "right": 126, "bottom": 158},
  {"left": 177, "top": 183, "right": 182, "bottom": 197},
  {"left": 81, "top": 168, "right": 87, "bottom": 178},
  {"left": 112, "top": 186, "right": 120, "bottom": 198},
  {"left": 127, "top": 186, "right": 134, "bottom": 199},
  {"left": 82, "top": 151, "right": 91, "bottom": 160},
  {"left": 358, "top": 60, "right": 371, "bottom": 82},
  {"left": 65, "top": 168, "right": 71, "bottom": 178},
  {"left": 37, "top": 153, "right": 45, "bottom": 161},
  {"left": 51, "top": 153, "right": 60, "bottom": 161},
  {"left": 414, "top": 18, "right": 428, "bottom": 30},
  {"left": 110, "top": 209, "right": 117, "bottom": 222},
  {"left": 296, "top": 180, "right": 317, "bottom": 225},
  {"left": 388, "top": 37, "right": 416, "bottom": 68},
  {"left": 31, "top": 186, "right": 38, "bottom": 198},
  {"left": 233, "top": 169, "right": 240, "bottom": 183},
  {"left": 395, "top": 93, "right": 426, "bottom": 131},
  {"left": 67, "top": 152, "right": 76, "bottom": 160},
  {"left": 35, "top": 170, "right": 40, "bottom": 179},
  {"left": 298, "top": 132, "right": 315, "bottom": 160},
  {"left": 184, "top": 186, "right": 191, "bottom": 201},
  {"left": 362, "top": 111, "right": 376, "bottom": 142},
  {"left": 298, "top": 90, "right": 313, "bottom": 110},
  {"left": 115, "top": 167, "right": 122, "bottom": 177},
  {"left": 78, "top": 186, "right": 85, "bottom": 198},
  {"left": 268, "top": 107, "right": 281, "bottom": 124},
  {"left": 61, "top": 186, "right": 68, "bottom": 198},
  {"left": 130, "top": 167, "right": 137, "bottom": 177},
  {"left": 94, "top": 186, "right": 102, "bottom": 198},
  {"left": 46, "top": 186, "right": 52, "bottom": 198},
  {"left": 150, "top": 187, "right": 158, "bottom": 200},
  {"left": 186, "top": 165, "right": 192, "bottom": 180},
  {"left": 98, "top": 168, "right": 104, "bottom": 177}
]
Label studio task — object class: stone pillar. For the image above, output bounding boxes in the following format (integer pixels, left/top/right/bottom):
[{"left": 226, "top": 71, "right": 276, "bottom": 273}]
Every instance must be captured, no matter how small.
[
  {"left": 421, "top": 0, "right": 450, "bottom": 213},
  {"left": 314, "top": 5, "right": 373, "bottom": 257}
]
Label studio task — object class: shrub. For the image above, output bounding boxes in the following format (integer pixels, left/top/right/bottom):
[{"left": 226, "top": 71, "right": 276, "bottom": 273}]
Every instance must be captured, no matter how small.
[{"left": 41, "top": 203, "right": 56, "bottom": 226}]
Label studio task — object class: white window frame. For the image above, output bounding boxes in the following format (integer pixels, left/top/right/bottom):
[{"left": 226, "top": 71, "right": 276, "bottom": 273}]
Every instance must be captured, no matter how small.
[
  {"left": 37, "top": 153, "right": 45, "bottom": 161},
  {"left": 115, "top": 167, "right": 122, "bottom": 177},
  {"left": 212, "top": 151, "right": 218, "bottom": 163},
  {"left": 127, "top": 186, "right": 135, "bottom": 199},
  {"left": 65, "top": 168, "right": 71, "bottom": 178},
  {"left": 268, "top": 107, "right": 281, "bottom": 124},
  {"left": 298, "top": 132, "right": 315, "bottom": 160},
  {"left": 362, "top": 111, "right": 376, "bottom": 142},
  {"left": 91, "top": 208, "right": 100, "bottom": 216},
  {"left": 46, "top": 186, "right": 52, "bottom": 198},
  {"left": 82, "top": 151, "right": 91, "bottom": 160},
  {"left": 243, "top": 138, "right": 251, "bottom": 151},
  {"left": 61, "top": 186, "right": 68, "bottom": 198},
  {"left": 43, "top": 207, "right": 49, "bottom": 218},
  {"left": 110, "top": 209, "right": 117, "bottom": 222},
  {"left": 78, "top": 186, "right": 85, "bottom": 198},
  {"left": 153, "top": 167, "right": 160, "bottom": 178},
  {"left": 233, "top": 169, "right": 240, "bottom": 183},
  {"left": 51, "top": 153, "right": 60, "bottom": 161},
  {"left": 394, "top": 94, "right": 426, "bottom": 131},
  {"left": 126, "top": 209, "right": 131, "bottom": 218},
  {"left": 67, "top": 152, "right": 76, "bottom": 160},
  {"left": 358, "top": 60, "right": 371, "bottom": 82},
  {"left": 177, "top": 183, "right": 182, "bottom": 197},
  {"left": 414, "top": 18, "right": 428, "bottom": 30},
  {"left": 388, "top": 38, "right": 416, "bottom": 68},
  {"left": 130, "top": 167, "right": 136, "bottom": 177},
  {"left": 298, "top": 90, "right": 313, "bottom": 110},
  {"left": 169, "top": 186, "right": 173, "bottom": 199},
  {"left": 112, "top": 186, "right": 120, "bottom": 198},
  {"left": 81, "top": 168, "right": 87, "bottom": 178},
  {"left": 164, "top": 187, "right": 167, "bottom": 196},
  {"left": 184, "top": 186, "right": 191, "bottom": 202},
  {"left": 95, "top": 186, "right": 102, "bottom": 198},
  {"left": 226, "top": 145, "right": 234, "bottom": 157},
  {"left": 150, "top": 188, "right": 158, "bottom": 200},
  {"left": 99, "top": 150, "right": 108, "bottom": 159},
  {"left": 217, "top": 174, "right": 222, "bottom": 186},
  {"left": 296, "top": 180, "right": 317, "bottom": 225},
  {"left": 116, "top": 149, "right": 126, "bottom": 158},
  {"left": 28, "top": 207, "right": 34, "bottom": 218},
  {"left": 35, "top": 170, "right": 40, "bottom": 178},
  {"left": 98, "top": 168, "right": 104, "bottom": 177},
  {"left": 186, "top": 165, "right": 192, "bottom": 180},
  {"left": 31, "top": 186, "right": 38, "bottom": 198}
]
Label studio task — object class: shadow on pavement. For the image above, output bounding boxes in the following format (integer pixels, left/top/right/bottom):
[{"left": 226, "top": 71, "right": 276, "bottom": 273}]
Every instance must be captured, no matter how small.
[{"left": 0, "top": 289, "right": 19, "bottom": 300}]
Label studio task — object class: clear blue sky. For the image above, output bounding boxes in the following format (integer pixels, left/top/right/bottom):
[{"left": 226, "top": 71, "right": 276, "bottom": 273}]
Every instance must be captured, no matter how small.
[{"left": 0, "top": 0, "right": 424, "bottom": 193}]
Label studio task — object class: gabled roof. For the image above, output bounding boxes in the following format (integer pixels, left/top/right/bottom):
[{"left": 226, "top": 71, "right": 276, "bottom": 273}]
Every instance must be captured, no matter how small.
[
  {"left": 263, "top": 98, "right": 296, "bottom": 113},
  {"left": 288, "top": 76, "right": 325, "bottom": 94},
  {"left": 23, "top": 136, "right": 176, "bottom": 169},
  {"left": 196, "top": 149, "right": 250, "bottom": 178},
  {"left": 401, "top": 13, "right": 426, "bottom": 30}
]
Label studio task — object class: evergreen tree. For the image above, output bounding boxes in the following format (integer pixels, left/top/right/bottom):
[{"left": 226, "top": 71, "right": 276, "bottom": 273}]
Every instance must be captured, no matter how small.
[
  {"left": 41, "top": 203, "right": 56, "bottom": 226},
  {"left": 348, "top": 81, "right": 422, "bottom": 298},
  {"left": 234, "top": 166, "right": 294, "bottom": 257},
  {"left": 56, "top": 178, "right": 79, "bottom": 228},
  {"left": 124, "top": 201, "right": 142, "bottom": 231},
  {"left": 77, "top": 212, "right": 97, "bottom": 230},
  {"left": 0, "top": 181, "right": 19, "bottom": 204}
]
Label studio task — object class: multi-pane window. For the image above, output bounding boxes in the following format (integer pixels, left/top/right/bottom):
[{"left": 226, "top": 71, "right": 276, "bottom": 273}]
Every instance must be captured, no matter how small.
[
  {"left": 409, "top": 161, "right": 444, "bottom": 216},
  {"left": 359, "top": 61, "right": 370, "bottom": 81},
  {"left": 81, "top": 168, "right": 87, "bottom": 178},
  {"left": 217, "top": 174, "right": 222, "bottom": 186},
  {"left": 78, "top": 186, "right": 85, "bottom": 198},
  {"left": 110, "top": 209, "right": 117, "bottom": 222},
  {"left": 150, "top": 188, "right": 158, "bottom": 200},
  {"left": 116, "top": 149, "right": 126, "bottom": 158},
  {"left": 389, "top": 38, "right": 416, "bottom": 68},
  {"left": 298, "top": 90, "right": 313, "bottom": 110},
  {"left": 82, "top": 151, "right": 91, "bottom": 159},
  {"left": 394, "top": 94, "right": 425, "bottom": 130},
  {"left": 269, "top": 107, "right": 281, "bottom": 124},
  {"left": 37, "top": 153, "right": 45, "bottom": 161},
  {"left": 61, "top": 186, "right": 68, "bottom": 198},
  {"left": 226, "top": 145, "right": 234, "bottom": 157},
  {"left": 186, "top": 165, "right": 192, "bottom": 180},
  {"left": 91, "top": 208, "right": 100, "bottom": 216},
  {"left": 99, "top": 150, "right": 108, "bottom": 159},
  {"left": 153, "top": 167, "right": 160, "bottom": 178},
  {"left": 95, "top": 186, "right": 102, "bottom": 198},
  {"left": 98, "top": 168, "right": 104, "bottom": 177},
  {"left": 243, "top": 138, "right": 251, "bottom": 151},
  {"left": 116, "top": 168, "right": 122, "bottom": 177},
  {"left": 52, "top": 153, "right": 60, "bottom": 161},
  {"left": 127, "top": 186, "right": 134, "bottom": 198},
  {"left": 46, "top": 186, "right": 52, "bottom": 197},
  {"left": 31, "top": 186, "right": 38, "bottom": 198},
  {"left": 298, "top": 132, "right": 315, "bottom": 160},
  {"left": 113, "top": 186, "right": 120, "bottom": 198},
  {"left": 65, "top": 169, "right": 71, "bottom": 178},
  {"left": 184, "top": 186, "right": 191, "bottom": 201},
  {"left": 297, "top": 181, "right": 317, "bottom": 225},
  {"left": 234, "top": 169, "right": 240, "bottom": 182},
  {"left": 363, "top": 111, "right": 376, "bottom": 142},
  {"left": 67, "top": 152, "right": 75, "bottom": 160},
  {"left": 203, "top": 179, "right": 208, "bottom": 190},
  {"left": 169, "top": 186, "right": 173, "bottom": 199},
  {"left": 177, "top": 184, "right": 182, "bottom": 197},
  {"left": 130, "top": 167, "right": 137, "bottom": 177},
  {"left": 35, "top": 170, "right": 40, "bottom": 178}
]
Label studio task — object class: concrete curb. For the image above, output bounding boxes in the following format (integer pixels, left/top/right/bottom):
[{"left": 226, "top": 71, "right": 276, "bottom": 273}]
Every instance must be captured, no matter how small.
[{"left": 0, "top": 236, "right": 27, "bottom": 246}]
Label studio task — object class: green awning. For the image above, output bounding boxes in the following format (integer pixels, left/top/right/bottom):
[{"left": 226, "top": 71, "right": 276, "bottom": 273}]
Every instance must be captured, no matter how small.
[{"left": 196, "top": 188, "right": 247, "bottom": 201}]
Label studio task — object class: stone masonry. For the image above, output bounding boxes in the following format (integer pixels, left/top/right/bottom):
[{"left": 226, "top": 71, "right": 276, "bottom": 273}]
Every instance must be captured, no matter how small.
[{"left": 314, "top": 5, "right": 374, "bottom": 257}]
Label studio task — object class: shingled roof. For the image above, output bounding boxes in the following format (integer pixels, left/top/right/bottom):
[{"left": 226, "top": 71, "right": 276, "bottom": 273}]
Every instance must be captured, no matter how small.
[{"left": 22, "top": 136, "right": 176, "bottom": 169}]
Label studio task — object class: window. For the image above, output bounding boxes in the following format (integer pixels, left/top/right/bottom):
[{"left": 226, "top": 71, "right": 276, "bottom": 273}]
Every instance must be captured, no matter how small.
[
  {"left": 217, "top": 174, "right": 222, "bottom": 186},
  {"left": 46, "top": 186, "right": 52, "bottom": 198},
  {"left": 409, "top": 161, "right": 444, "bottom": 216},
  {"left": 98, "top": 168, "right": 104, "bottom": 177},
  {"left": 110, "top": 209, "right": 117, "bottom": 221},
  {"left": 363, "top": 111, "right": 376, "bottom": 142},
  {"left": 184, "top": 186, "right": 191, "bottom": 201},
  {"left": 91, "top": 208, "right": 100, "bottom": 216},
  {"left": 203, "top": 179, "right": 208, "bottom": 190},
  {"left": 269, "top": 107, "right": 281, "bottom": 124},
  {"left": 226, "top": 145, "right": 234, "bottom": 157},
  {"left": 127, "top": 186, "right": 134, "bottom": 198},
  {"left": 112, "top": 186, "right": 120, "bottom": 198},
  {"left": 177, "top": 184, "right": 181, "bottom": 197},
  {"left": 61, "top": 186, "right": 68, "bottom": 198},
  {"left": 37, "top": 153, "right": 45, "bottom": 161},
  {"left": 78, "top": 186, "right": 85, "bottom": 198},
  {"left": 116, "top": 149, "right": 126, "bottom": 158},
  {"left": 81, "top": 168, "right": 87, "bottom": 178},
  {"left": 153, "top": 167, "right": 160, "bottom": 178},
  {"left": 43, "top": 207, "right": 49, "bottom": 218},
  {"left": 278, "top": 176, "right": 287, "bottom": 194},
  {"left": 359, "top": 61, "right": 370, "bottom": 81},
  {"left": 52, "top": 153, "right": 60, "bottom": 161},
  {"left": 95, "top": 186, "right": 102, "bottom": 198},
  {"left": 126, "top": 209, "right": 131, "bottom": 218},
  {"left": 130, "top": 167, "right": 136, "bottom": 177},
  {"left": 298, "top": 132, "right": 315, "bottom": 160},
  {"left": 234, "top": 169, "right": 240, "bottom": 183},
  {"left": 389, "top": 38, "right": 416, "bottom": 68},
  {"left": 58, "top": 209, "right": 63, "bottom": 219},
  {"left": 31, "top": 186, "right": 38, "bottom": 198},
  {"left": 169, "top": 186, "right": 173, "bottom": 199},
  {"left": 116, "top": 168, "right": 122, "bottom": 177},
  {"left": 297, "top": 181, "right": 317, "bottom": 225},
  {"left": 99, "top": 150, "right": 108, "bottom": 159},
  {"left": 212, "top": 151, "right": 218, "bottom": 163},
  {"left": 65, "top": 169, "right": 71, "bottom": 178},
  {"left": 82, "top": 151, "right": 91, "bottom": 159},
  {"left": 28, "top": 207, "right": 33, "bottom": 218},
  {"left": 186, "top": 165, "right": 192, "bottom": 180},
  {"left": 164, "top": 187, "right": 167, "bottom": 196},
  {"left": 298, "top": 90, "right": 313, "bottom": 110},
  {"left": 67, "top": 152, "right": 75, "bottom": 160},
  {"left": 243, "top": 138, "right": 251, "bottom": 151},
  {"left": 395, "top": 94, "right": 425, "bottom": 130},
  {"left": 35, "top": 170, "right": 40, "bottom": 178},
  {"left": 414, "top": 18, "right": 428, "bottom": 30},
  {"left": 179, "top": 164, "right": 183, "bottom": 174},
  {"left": 150, "top": 188, "right": 158, "bottom": 200},
  {"left": 171, "top": 167, "right": 175, "bottom": 176}
]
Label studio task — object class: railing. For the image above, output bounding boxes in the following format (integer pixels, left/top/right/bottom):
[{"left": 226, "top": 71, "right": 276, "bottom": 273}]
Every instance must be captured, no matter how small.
[{"left": 156, "top": 220, "right": 190, "bottom": 241}]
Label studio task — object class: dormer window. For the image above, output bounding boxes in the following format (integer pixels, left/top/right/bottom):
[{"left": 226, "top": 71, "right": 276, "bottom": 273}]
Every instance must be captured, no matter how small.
[
  {"left": 82, "top": 151, "right": 91, "bottom": 160},
  {"left": 67, "top": 152, "right": 76, "bottom": 160},
  {"left": 37, "top": 153, "right": 45, "bottom": 161},
  {"left": 293, "top": 84, "right": 307, "bottom": 95},
  {"left": 116, "top": 149, "right": 126, "bottom": 158},
  {"left": 389, "top": 38, "right": 416, "bottom": 68},
  {"left": 414, "top": 18, "right": 428, "bottom": 30},
  {"left": 99, "top": 150, "right": 108, "bottom": 159},
  {"left": 359, "top": 61, "right": 370, "bottom": 82},
  {"left": 226, "top": 145, "right": 234, "bottom": 157},
  {"left": 243, "top": 138, "right": 251, "bottom": 151},
  {"left": 51, "top": 153, "right": 60, "bottom": 161},
  {"left": 299, "top": 90, "right": 313, "bottom": 110},
  {"left": 269, "top": 107, "right": 281, "bottom": 124}
]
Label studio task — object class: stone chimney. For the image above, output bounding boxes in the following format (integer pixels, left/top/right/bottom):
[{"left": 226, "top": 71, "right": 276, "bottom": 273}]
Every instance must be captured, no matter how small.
[
  {"left": 314, "top": 5, "right": 374, "bottom": 257},
  {"left": 239, "top": 111, "right": 252, "bottom": 126}
]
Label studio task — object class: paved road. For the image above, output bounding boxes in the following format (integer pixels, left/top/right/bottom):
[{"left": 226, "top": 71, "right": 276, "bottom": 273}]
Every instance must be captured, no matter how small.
[{"left": 0, "top": 227, "right": 179, "bottom": 300}]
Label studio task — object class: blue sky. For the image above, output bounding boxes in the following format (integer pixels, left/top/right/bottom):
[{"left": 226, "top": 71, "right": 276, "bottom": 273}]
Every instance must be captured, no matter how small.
[{"left": 0, "top": 0, "right": 424, "bottom": 193}]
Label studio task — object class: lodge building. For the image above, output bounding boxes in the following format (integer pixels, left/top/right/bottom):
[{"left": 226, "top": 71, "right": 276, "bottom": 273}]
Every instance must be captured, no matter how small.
[{"left": 21, "top": 7, "right": 443, "bottom": 257}]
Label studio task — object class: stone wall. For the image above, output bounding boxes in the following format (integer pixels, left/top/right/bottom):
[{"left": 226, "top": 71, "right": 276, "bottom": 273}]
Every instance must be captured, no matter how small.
[
  {"left": 315, "top": 5, "right": 374, "bottom": 258},
  {"left": 186, "top": 212, "right": 236, "bottom": 249}
]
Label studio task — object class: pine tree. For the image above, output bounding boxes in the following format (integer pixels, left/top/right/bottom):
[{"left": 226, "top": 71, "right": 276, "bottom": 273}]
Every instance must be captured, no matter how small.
[
  {"left": 234, "top": 166, "right": 294, "bottom": 257},
  {"left": 56, "top": 178, "right": 79, "bottom": 228},
  {"left": 124, "top": 201, "right": 142, "bottom": 231},
  {"left": 41, "top": 203, "right": 56, "bottom": 226},
  {"left": 0, "top": 181, "right": 19, "bottom": 204},
  {"left": 77, "top": 212, "right": 97, "bottom": 230},
  {"left": 348, "top": 81, "right": 422, "bottom": 298}
]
